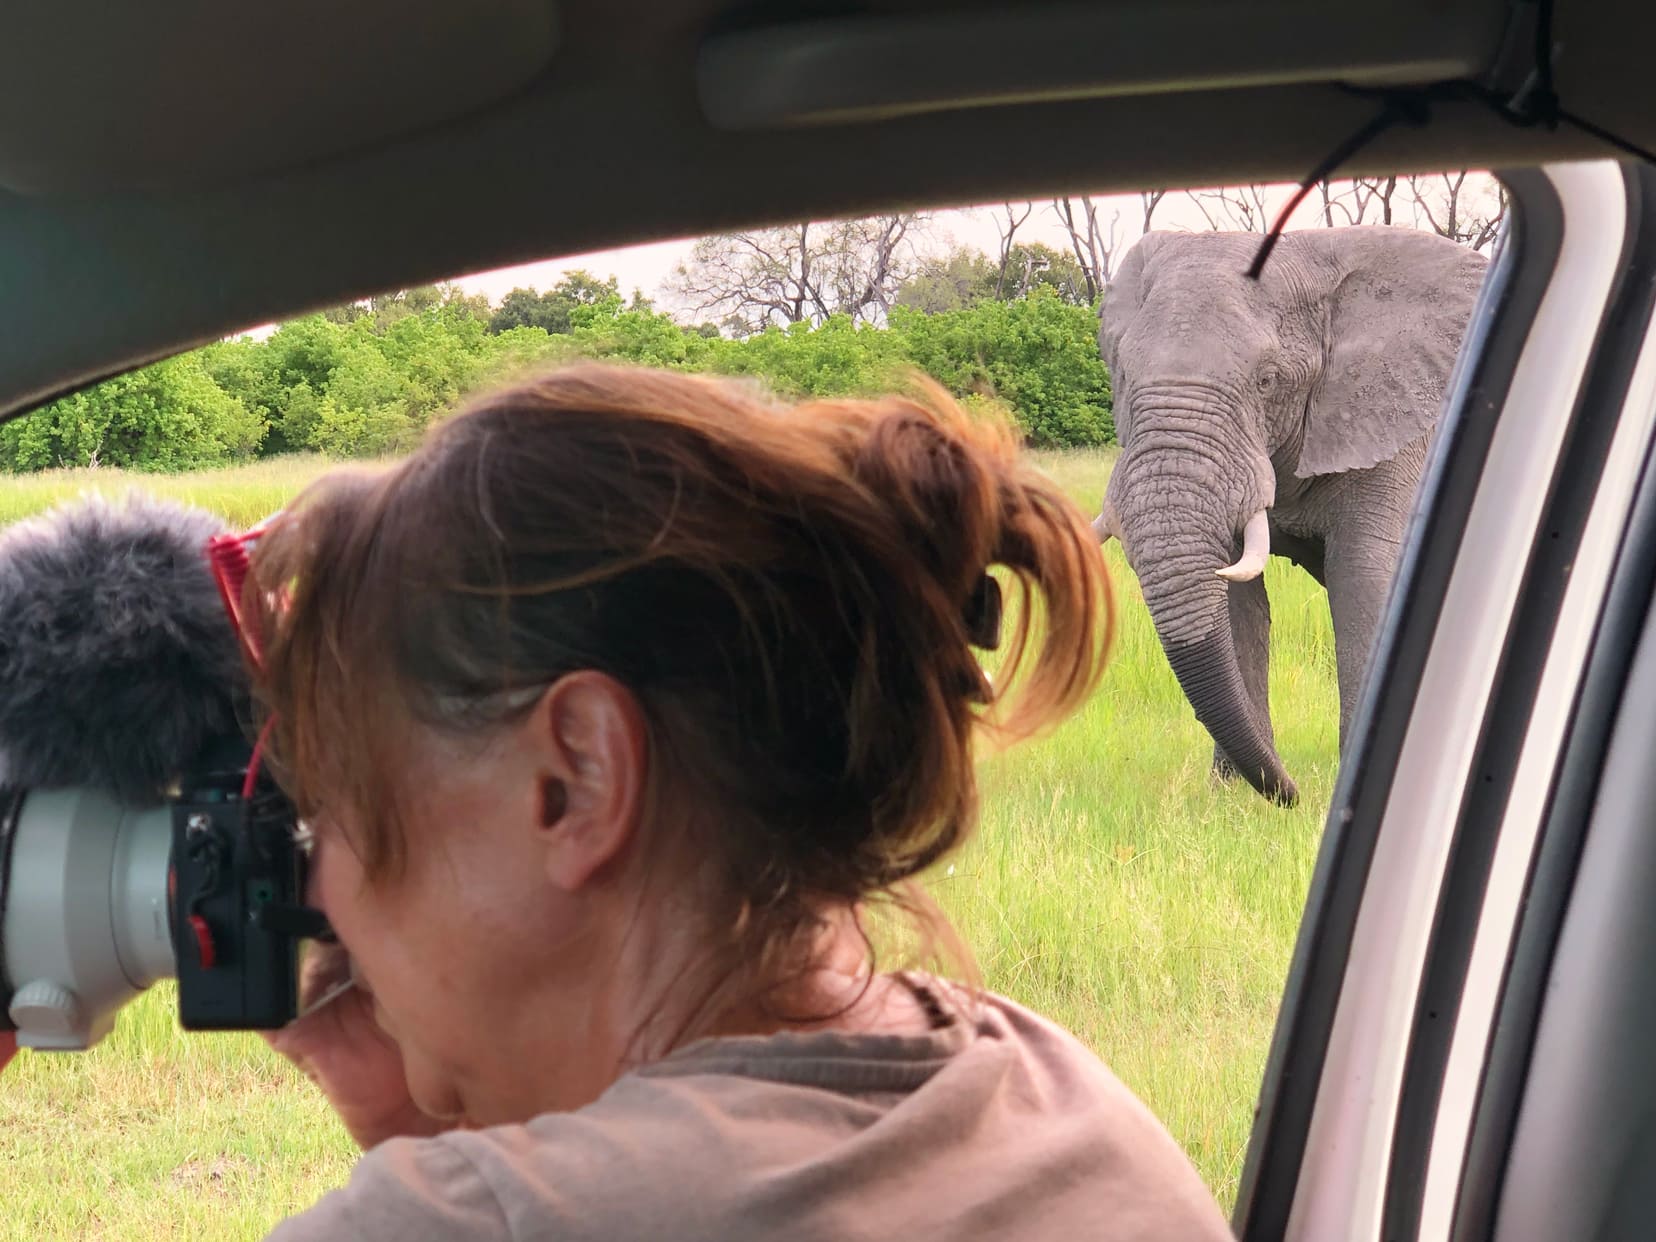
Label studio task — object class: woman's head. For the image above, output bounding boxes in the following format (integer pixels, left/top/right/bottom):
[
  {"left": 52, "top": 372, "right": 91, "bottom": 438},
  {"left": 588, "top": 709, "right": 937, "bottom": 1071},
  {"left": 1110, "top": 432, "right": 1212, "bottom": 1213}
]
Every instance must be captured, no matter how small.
[{"left": 247, "top": 362, "right": 1111, "bottom": 1119}]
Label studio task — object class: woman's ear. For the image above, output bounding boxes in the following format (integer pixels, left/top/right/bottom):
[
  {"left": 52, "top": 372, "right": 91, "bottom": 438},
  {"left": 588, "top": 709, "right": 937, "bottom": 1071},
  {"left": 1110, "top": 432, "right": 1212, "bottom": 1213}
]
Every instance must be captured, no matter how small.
[{"left": 525, "top": 671, "right": 649, "bottom": 893}]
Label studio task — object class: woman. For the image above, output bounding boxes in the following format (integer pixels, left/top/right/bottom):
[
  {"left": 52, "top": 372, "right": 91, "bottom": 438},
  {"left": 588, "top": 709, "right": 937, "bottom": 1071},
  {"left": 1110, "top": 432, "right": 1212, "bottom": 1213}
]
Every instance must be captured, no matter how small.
[{"left": 4, "top": 363, "right": 1233, "bottom": 1239}]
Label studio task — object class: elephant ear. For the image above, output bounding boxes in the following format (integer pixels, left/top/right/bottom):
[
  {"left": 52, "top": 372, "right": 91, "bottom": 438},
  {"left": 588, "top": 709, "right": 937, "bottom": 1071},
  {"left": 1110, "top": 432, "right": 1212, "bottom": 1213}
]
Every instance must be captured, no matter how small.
[
  {"left": 1099, "top": 231, "right": 1170, "bottom": 444},
  {"left": 1099, "top": 232, "right": 1174, "bottom": 371},
  {"left": 1298, "top": 228, "right": 1490, "bottom": 478}
]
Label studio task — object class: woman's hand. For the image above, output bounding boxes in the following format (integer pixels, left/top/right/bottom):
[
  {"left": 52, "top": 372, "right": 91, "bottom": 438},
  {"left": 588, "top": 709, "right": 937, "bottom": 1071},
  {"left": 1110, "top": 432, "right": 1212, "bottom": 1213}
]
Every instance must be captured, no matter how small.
[{"left": 264, "top": 943, "right": 457, "bottom": 1150}]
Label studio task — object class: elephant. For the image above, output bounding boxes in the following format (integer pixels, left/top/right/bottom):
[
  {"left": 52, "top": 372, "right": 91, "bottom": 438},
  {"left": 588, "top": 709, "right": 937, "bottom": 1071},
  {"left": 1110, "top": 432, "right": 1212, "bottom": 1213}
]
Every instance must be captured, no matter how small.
[{"left": 1094, "top": 226, "right": 1489, "bottom": 806}]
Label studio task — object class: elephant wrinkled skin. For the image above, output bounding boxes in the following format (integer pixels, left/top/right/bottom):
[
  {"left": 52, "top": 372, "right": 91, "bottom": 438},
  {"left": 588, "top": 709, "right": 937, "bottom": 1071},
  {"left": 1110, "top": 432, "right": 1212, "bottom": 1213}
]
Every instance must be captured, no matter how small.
[{"left": 1096, "top": 227, "right": 1489, "bottom": 805}]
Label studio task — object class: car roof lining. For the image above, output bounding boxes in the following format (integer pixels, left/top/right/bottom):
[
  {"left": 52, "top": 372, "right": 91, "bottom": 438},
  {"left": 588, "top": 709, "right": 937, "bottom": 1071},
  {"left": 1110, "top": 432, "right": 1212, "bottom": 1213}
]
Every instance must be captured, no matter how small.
[
  {"left": 0, "top": 0, "right": 1648, "bottom": 421},
  {"left": 0, "top": 2, "right": 561, "bottom": 195}
]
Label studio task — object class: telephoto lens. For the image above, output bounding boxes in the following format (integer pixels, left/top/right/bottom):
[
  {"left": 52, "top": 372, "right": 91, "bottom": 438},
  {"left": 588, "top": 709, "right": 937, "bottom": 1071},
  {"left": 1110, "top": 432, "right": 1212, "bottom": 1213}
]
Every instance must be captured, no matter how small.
[{"left": 0, "top": 786, "right": 174, "bottom": 1050}]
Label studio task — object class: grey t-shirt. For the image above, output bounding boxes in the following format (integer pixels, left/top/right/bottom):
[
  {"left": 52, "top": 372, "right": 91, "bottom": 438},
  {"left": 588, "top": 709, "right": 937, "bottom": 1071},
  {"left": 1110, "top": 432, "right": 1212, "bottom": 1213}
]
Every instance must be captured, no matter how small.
[{"left": 267, "top": 980, "right": 1234, "bottom": 1241}]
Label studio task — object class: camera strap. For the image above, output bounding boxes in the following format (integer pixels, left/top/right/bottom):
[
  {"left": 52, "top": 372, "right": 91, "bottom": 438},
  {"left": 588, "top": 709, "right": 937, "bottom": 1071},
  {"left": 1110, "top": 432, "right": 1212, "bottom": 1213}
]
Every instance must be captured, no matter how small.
[{"left": 0, "top": 786, "right": 23, "bottom": 1032}]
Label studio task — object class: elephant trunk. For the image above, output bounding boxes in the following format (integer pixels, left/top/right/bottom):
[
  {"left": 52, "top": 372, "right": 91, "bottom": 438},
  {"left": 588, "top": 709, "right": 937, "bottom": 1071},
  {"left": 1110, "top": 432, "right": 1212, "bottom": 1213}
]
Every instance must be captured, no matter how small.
[
  {"left": 1111, "top": 443, "right": 1297, "bottom": 806},
  {"left": 1163, "top": 629, "right": 1298, "bottom": 806}
]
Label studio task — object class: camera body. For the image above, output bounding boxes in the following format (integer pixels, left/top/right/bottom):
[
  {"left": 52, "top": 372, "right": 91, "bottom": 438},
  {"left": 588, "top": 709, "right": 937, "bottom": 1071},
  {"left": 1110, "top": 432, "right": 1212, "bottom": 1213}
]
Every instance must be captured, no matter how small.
[
  {"left": 169, "top": 735, "right": 318, "bottom": 1033},
  {"left": 0, "top": 735, "right": 319, "bottom": 1050}
]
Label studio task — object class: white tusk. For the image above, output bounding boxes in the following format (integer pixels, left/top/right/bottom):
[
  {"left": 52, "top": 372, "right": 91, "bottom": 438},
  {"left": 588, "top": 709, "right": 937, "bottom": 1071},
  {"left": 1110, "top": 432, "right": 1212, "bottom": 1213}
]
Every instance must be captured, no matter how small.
[
  {"left": 1215, "top": 510, "right": 1270, "bottom": 582},
  {"left": 1092, "top": 496, "right": 1123, "bottom": 545}
]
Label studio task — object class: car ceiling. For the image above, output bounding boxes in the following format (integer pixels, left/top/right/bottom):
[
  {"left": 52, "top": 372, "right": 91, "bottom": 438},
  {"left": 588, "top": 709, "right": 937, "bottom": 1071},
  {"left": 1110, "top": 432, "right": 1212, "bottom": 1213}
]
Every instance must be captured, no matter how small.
[{"left": 0, "top": 0, "right": 1646, "bottom": 421}]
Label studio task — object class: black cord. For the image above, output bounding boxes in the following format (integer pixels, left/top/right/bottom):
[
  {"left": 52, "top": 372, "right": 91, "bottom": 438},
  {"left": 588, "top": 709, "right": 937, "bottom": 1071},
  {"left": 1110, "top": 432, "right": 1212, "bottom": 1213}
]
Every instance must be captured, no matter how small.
[
  {"left": 1247, "top": 0, "right": 1656, "bottom": 278},
  {"left": 1248, "top": 94, "right": 1431, "bottom": 278}
]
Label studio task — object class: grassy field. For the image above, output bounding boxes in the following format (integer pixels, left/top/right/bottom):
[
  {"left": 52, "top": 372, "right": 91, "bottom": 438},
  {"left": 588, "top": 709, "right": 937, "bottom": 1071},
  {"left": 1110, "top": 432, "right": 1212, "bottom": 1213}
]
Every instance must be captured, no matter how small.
[{"left": 0, "top": 448, "right": 1335, "bottom": 1239}]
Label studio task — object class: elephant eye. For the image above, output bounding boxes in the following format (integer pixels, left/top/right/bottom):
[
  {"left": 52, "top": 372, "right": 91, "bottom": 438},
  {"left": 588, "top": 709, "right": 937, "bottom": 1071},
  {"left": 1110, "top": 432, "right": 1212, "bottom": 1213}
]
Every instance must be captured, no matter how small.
[{"left": 1255, "top": 367, "right": 1280, "bottom": 394}]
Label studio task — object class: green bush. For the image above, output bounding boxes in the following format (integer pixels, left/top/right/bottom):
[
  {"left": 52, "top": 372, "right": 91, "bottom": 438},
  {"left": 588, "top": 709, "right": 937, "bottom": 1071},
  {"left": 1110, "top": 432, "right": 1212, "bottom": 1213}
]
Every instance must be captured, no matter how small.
[
  {"left": 0, "top": 354, "right": 265, "bottom": 471},
  {"left": 0, "top": 284, "right": 1117, "bottom": 473},
  {"left": 711, "top": 314, "right": 911, "bottom": 397},
  {"left": 891, "top": 289, "right": 1113, "bottom": 447}
]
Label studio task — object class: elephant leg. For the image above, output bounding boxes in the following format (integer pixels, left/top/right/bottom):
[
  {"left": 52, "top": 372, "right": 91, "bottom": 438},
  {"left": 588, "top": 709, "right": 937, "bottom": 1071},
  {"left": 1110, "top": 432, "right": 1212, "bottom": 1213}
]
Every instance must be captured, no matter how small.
[
  {"left": 1324, "top": 520, "right": 1406, "bottom": 752},
  {"left": 1213, "top": 574, "right": 1274, "bottom": 782},
  {"left": 1271, "top": 527, "right": 1327, "bottom": 588}
]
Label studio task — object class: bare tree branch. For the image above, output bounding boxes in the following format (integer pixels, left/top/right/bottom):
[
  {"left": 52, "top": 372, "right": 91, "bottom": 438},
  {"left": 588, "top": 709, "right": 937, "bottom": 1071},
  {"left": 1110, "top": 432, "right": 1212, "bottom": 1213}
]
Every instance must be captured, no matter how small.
[
  {"left": 1050, "top": 194, "right": 1121, "bottom": 302},
  {"left": 666, "top": 213, "right": 931, "bottom": 334},
  {"left": 1316, "top": 180, "right": 1369, "bottom": 227},
  {"left": 1186, "top": 184, "right": 1274, "bottom": 233},
  {"left": 993, "top": 202, "right": 1033, "bottom": 300},
  {"left": 1141, "top": 188, "right": 1167, "bottom": 234},
  {"left": 1186, "top": 191, "right": 1224, "bottom": 231},
  {"left": 1348, "top": 175, "right": 1399, "bottom": 226},
  {"left": 1406, "top": 170, "right": 1505, "bottom": 249},
  {"left": 1467, "top": 183, "right": 1511, "bottom": 251}
]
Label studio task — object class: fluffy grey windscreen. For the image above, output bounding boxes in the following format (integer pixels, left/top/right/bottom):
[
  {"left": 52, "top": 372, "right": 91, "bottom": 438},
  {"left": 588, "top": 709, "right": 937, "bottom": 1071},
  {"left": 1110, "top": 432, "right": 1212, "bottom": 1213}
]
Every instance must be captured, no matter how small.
[{"left": 0, "top": 493, "right": 247, "bottom": 804}]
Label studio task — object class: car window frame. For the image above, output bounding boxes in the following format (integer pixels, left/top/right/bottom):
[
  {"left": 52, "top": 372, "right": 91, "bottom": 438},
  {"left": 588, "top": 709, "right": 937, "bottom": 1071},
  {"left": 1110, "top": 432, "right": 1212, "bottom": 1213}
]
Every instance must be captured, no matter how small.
[{"left": 1236, "top": 158, "right": 1656, "bottom": 1242}]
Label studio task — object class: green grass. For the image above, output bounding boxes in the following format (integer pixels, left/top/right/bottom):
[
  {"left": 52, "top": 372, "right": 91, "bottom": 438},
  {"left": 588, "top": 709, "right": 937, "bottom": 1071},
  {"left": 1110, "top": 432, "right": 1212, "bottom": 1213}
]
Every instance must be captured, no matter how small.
[
  {"left": 0, "top": 447, "right": 1335, "bottom": 1237},
  {"left": 0, "top": 454, "right": 347, "bottom": 529}
]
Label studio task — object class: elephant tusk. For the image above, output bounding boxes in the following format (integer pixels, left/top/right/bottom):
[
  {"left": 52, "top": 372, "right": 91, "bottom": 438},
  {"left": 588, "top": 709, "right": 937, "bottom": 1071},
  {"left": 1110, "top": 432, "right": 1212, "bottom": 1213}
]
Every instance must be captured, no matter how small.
[
  {"left": 1215, "top": 510, "right": 1270, "bottom": 582},
  {"left": 1092, "top": 496, "right": 1123, "bottom": 546}
]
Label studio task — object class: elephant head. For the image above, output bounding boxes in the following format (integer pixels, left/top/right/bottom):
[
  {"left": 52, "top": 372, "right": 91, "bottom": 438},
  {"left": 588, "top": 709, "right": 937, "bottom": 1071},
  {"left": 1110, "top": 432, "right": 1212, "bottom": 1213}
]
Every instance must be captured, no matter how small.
[{"left": 1097, "top": 227, "right": 1487, "bottom": 804}]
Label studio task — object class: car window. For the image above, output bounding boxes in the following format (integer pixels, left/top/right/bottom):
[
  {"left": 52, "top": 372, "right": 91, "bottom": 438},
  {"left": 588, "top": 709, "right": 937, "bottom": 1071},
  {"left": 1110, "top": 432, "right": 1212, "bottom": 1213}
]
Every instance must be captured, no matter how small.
[{"left": 0, "top": 173, "right": 1506, "bottom": 1238}]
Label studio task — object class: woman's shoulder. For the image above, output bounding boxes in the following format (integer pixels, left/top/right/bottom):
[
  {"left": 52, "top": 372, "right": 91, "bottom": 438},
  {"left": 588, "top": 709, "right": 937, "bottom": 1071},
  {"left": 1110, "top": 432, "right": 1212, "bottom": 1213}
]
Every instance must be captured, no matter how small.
[{"left": 267, "top": 982, "right": 1231, "bottom": 1241}]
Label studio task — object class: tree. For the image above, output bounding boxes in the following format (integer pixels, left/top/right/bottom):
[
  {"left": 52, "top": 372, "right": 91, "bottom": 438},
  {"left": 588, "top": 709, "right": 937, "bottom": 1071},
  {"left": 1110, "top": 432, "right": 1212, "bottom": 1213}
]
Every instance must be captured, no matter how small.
[
  {"left": 712, "top": 314, "right": 910, "bottom": 399},
  {"left": 195, "top": 337, "right": 265, "bottom": 414},
  {"left": 486, "top": 271, "right": 622, "bottom": 336},
  {"left": 1186, "top": 184, "right": 1275, "bottom": 233},
  {"left": 0, "top": 354, "right": 264, "bottom": 471},
  {"left": 990, "top": 202, "right": 1032, "bottom": 299},
  {"left": 320, "top": 283, "right": 493, "bottom": 333},
  {"left": 1141, "top": 188, "right": 1167, "bottom": 233},
  {"left": 1301, "top": 177, "right": 1405, "bottom": 228},
  {"left": 894, "top": 248, "right": 999, "bottom": 313},
  {"left": 1316, "top": 180, "right": 1347, "bottom": 228},
  {"left": 239, "top": 315, "right": 350, "bottom": 453},
  {"left": 1350, "top": 175, "right": 1401, "bottom": 226},
  {"left": 320, "top": 302, "right": 369, "bottom": 326},
  {"left": 373, "top": 303, "right": 495, "bottom": 429},
  {"left": 665, "top": 214, "right": 929, "bottom": 335},
  {"left": 564, "top": 300, "right": 721, "bottom": 371},
  {"left": 1408, "top": 172, "right": 1509, "bottom": 251},
  {"left": 892, "top": 288, "right": 1113, "bottom": 447},
  {"left": 1049, "top": 194, "right": 1122, "bottom": 302},
  {"left": 1006, "top": 243, "right": 1092, "bottom": 306},
  {"left": 895, "top": 243, "right": 1091, "bottom": 312},
  {"left": 0, "top": 224, "right": 1140, "bottom": 474}
]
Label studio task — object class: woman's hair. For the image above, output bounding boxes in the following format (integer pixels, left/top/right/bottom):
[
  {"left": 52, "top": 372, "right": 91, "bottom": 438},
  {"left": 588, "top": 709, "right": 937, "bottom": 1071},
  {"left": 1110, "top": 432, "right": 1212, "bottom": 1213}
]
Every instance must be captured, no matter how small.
[{"left": 246, "top": 362, "right": 1111, "bottom": 988}]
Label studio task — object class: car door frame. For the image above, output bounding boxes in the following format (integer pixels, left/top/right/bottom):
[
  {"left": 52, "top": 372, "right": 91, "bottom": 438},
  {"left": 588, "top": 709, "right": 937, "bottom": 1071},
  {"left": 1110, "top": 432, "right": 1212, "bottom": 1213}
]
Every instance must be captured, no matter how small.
[{"left": 1235, "top": 156, "right": 1656, "bottom": 1242}]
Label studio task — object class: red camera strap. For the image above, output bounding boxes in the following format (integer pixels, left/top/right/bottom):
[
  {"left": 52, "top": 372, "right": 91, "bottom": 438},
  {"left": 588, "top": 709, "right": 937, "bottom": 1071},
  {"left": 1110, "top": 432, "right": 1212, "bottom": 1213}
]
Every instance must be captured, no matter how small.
[{"left": 205, "top": 523, "right": 278, "bottom": 800}]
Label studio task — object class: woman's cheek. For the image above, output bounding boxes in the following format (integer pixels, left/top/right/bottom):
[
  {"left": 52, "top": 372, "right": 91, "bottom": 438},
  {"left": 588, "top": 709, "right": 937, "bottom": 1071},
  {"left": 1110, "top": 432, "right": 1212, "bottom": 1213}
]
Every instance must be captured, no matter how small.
[{"left": 309, "top": 833, "right": 367, "bottom": 937}]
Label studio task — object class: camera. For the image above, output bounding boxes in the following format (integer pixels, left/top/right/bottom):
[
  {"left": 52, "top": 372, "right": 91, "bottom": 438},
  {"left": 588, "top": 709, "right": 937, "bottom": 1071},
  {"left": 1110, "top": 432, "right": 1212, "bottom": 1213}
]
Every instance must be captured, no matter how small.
[
  {"left": 0, "top": 733, "right": 328, "bottom": 1051},
  {"left": 0, "top": 492, "right": 335, "bottom": 1052}
]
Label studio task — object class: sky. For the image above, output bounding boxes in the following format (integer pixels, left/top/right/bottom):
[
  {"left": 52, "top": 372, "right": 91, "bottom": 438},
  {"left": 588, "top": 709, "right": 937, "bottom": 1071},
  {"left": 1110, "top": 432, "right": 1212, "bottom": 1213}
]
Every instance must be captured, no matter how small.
[{"left": 445, "top": 190, "right": 1247, "bottom": 308}]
